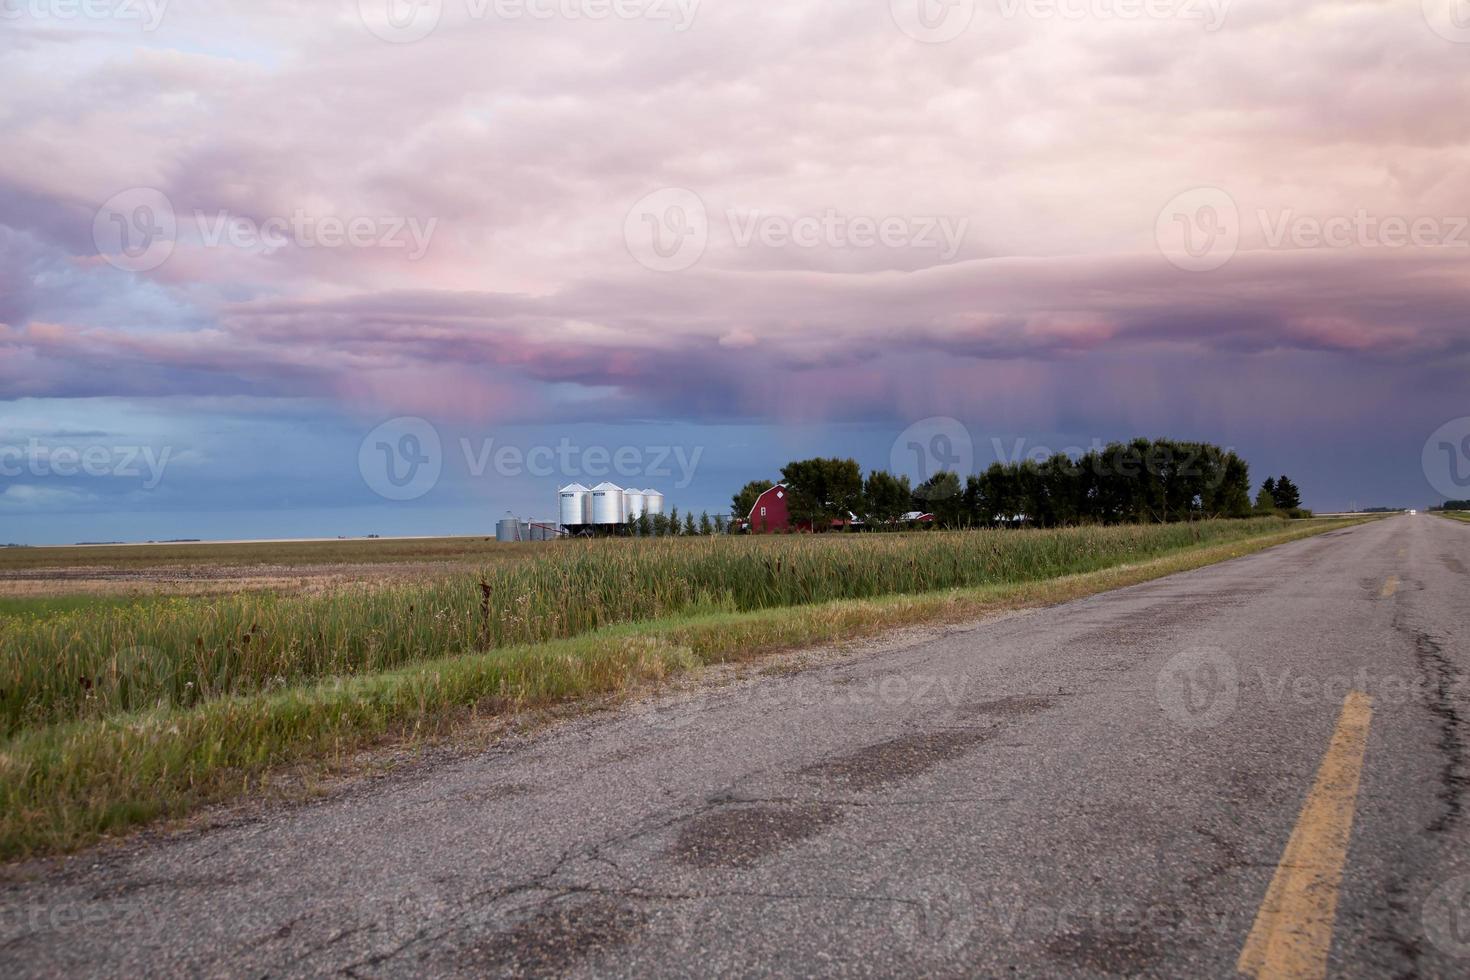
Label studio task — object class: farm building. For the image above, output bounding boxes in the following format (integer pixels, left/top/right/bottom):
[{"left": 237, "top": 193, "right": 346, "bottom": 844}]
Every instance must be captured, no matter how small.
[
  {"left": 744, "top": 484, "right": 793, "bottom": 533},
  {"left": 740, "top": 484, "right": 864, "bottom": 533}
]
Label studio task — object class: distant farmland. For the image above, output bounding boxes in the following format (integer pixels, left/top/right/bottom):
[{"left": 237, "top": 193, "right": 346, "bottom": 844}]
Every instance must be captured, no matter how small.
[{"left": 0, "top": 517, "right": 1369, "bottom": 858}]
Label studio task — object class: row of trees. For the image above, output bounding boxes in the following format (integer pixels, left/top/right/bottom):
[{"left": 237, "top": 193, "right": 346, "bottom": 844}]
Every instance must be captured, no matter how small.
[
  {"left": 624, "top": 507, "right": 725, "bottom": 537},
  {"left": 1257, "top": 476, "right": 1303, "bottom": 513},
  {"left": 733, "top": 439, "right": 1308, "bottom": 530}
]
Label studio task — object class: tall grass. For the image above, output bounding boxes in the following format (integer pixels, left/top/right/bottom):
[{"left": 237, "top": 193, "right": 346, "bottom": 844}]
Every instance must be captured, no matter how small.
[
  {"left": 0, "top": 517, "right": 1371, "bottom": 858},
  {"left": 3, "top": 521, "right": 1287, "bottom": 735}
]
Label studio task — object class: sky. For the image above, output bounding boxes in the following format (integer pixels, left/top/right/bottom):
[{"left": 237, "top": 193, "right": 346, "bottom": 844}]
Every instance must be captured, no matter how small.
[{"left": 2, "top": 0, "right": 1468, "bottom": 544}]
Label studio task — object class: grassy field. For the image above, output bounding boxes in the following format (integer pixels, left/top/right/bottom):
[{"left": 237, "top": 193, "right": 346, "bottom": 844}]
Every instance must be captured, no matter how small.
[
  {"left": 0, "top": 535, "right": 531, "bottom": 571},
  {"left": 1438, "top": 511, "right": 1470, "bottom": 524},
  {"left": 0, "top": 518, "right": 1366, "bottom": 858}
]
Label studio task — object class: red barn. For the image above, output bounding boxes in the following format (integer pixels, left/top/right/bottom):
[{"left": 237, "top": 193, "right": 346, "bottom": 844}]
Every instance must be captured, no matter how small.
[{"left": 746, "top": 483, "right": 792, "bottom": 533}]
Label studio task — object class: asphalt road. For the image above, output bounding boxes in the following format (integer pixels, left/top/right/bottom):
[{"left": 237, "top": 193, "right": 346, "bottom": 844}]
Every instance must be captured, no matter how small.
[{"left": 3, "top": 514, "right": 1467, "bottom": 978}]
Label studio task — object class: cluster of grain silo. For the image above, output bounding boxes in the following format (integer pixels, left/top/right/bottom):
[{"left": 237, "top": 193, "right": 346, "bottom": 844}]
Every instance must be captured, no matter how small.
[
  {"left": 558, "top": 482, "right": 664, "bottom": 533},
  {"left": 495, "top": 515, "right": 561, "bottom": 542}
]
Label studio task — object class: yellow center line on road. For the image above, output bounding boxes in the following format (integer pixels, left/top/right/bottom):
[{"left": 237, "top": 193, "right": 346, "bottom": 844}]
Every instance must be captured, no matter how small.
[
  {"left": 1380, "top": 576, "right": 1399, "bottom": 598},
  {"left": 1237, "top": 691, "right": 1374, "bottom": 979}
]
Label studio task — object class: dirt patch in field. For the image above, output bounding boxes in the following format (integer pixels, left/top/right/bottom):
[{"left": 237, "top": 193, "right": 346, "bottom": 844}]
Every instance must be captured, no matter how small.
[{"left": 0, "top": 561, "right": 477, "bottom": 598}]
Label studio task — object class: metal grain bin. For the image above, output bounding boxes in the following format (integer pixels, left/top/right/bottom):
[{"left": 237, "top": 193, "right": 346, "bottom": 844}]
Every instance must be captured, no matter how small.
[
  {"left": 590, "top": 482, "right": 625, "bottom": 524},
  {"left": 558, "top": 483, "right": 591, "bottom": 527}
]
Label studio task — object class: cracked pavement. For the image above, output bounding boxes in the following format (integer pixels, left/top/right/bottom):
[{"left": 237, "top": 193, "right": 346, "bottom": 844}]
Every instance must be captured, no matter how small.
[{"left": 2, "top": 514, "right": 1468, "bottom": 977}]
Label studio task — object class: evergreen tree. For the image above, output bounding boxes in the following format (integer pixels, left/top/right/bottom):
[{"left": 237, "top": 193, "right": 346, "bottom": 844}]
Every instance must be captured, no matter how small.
[
  {"left": 1273, "top": 475, "right": 1302, "bottom": 510},
  {"left": 699, "top": 511, "right": 713, "bottom": 535},
  {"left": 667, "top": 506, "right": 680, "bottom": 535},
  {"left": 684, "top": 512, "right": 698, "bottom": 536},
  {"left": 1260, "top": 477, "right": 1278, "bottom": 507}
]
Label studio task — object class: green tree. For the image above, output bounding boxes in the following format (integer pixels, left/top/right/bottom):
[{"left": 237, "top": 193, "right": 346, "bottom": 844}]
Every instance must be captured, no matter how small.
[
  {"left": 1204, "top": 451, "right": 1253, "bottom": 518},
  {"left": 1273, "top": 475, "right": 1302, "bottom": 510},
  {"left": 1259, "top": 477, "right": 1278, "bottom": 508},
  {"left": 913, "top": 471, "right": 963, "bottom": 526},
  {"left": 713, "top": 514, "right": 727, "bottom": 534},
  {"left": 699, "top": 511, "right": 713, "bottom": 535},
  {"left": 684, "top": 512, "right": 698, "bottom": 536},
  {"left": 780, "top": 457, "right": 862, "bottom": 531},
  {"left": 667, "top": 506, "right": 680, "bottom": 535},
  {"left": 637, "top": 511, "right": 652, "bottom": 537},
  {"left": 731, "top": 480, "right": 775, "bottom": 521},
  {"left": 862, "top": 470, "right": 912, "bottom": 525}
]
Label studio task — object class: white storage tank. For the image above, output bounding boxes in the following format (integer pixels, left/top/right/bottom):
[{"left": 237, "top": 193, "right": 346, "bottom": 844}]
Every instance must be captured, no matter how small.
[
  {"left": 496, "top": 516, "right": 522, "bottom": 542},
  {"left": 624, "top": 489, "right": 647, "bottom": 520},
  {"left": 559, "top": 483, "right": 591, "bottom": 527},
  {"left": 590, "top": 482, "right": 625, "bottom": 525},
  {"left": 642, "top": 489, "right": 665, "bottom": 517}
]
